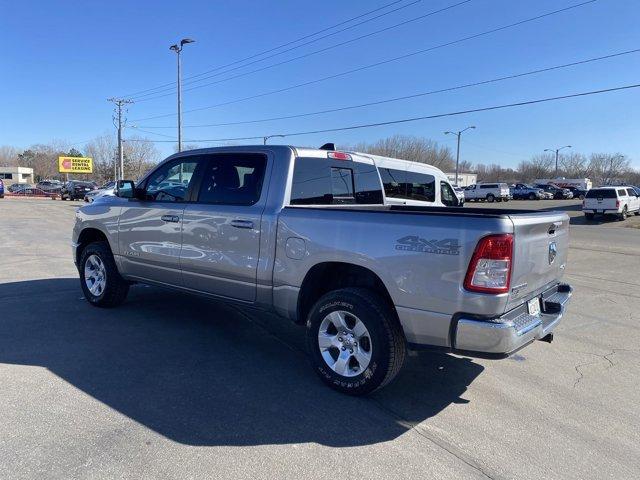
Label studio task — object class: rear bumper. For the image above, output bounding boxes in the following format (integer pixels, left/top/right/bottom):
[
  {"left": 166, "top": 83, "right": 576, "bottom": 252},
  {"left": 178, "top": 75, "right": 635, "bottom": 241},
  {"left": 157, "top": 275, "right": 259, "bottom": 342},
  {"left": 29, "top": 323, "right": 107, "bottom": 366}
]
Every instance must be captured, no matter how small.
[
  {"left": 583, "top": 209, "right": 619, "bottom": 214},
  {"left": 453, "top": 283, "right": 572, "bottom": 356}
]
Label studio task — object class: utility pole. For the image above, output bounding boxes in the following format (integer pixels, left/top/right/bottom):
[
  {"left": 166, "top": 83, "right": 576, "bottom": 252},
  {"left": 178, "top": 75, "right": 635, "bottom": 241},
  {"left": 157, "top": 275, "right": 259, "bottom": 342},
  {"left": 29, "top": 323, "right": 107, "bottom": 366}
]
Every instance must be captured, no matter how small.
[
  {"left": 445, "top": 126, "right": 475, "bottom": 186},
  {"left": 108, "top": 98, "right": 134, "bottom": 180},
  {"left": 170, "top": 38, "right": 195, "bottom": 153},
  {"left": 544, "top": 145, "right": 572, "bottom": 178}
]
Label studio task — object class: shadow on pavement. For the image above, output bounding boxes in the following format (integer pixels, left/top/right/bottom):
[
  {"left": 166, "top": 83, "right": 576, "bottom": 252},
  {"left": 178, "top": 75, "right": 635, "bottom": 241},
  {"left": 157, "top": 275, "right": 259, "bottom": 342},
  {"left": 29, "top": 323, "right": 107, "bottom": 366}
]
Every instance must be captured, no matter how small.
[{"left": 0, "top": 278, "right": 483, "bottom": 447}]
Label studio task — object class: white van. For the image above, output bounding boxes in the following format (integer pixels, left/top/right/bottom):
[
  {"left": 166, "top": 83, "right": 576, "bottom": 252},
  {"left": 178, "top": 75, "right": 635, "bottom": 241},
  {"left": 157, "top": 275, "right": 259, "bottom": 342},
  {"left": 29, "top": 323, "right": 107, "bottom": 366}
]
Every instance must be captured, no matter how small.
[{"left": 362, "top": 154, "right": 460, "bottom": 207}]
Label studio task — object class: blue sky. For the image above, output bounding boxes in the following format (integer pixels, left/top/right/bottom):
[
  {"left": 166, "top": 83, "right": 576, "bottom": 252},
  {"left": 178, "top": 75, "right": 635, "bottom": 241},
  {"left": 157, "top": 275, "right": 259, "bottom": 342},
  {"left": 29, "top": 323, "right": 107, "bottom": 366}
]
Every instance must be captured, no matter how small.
[{"left": 1, "top": 0, "right": 639, "bottom": 168}]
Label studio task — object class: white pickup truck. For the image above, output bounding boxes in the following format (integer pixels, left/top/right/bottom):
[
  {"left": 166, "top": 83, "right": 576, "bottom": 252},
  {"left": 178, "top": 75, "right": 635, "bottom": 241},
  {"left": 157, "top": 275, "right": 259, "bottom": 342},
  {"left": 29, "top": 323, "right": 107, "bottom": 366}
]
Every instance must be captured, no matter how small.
[
  {"left": 583, "top": 186, "right": 640, "bottom": 220},
  {"left": 464, "top": 183, "right": 511, "bottom": 203}
]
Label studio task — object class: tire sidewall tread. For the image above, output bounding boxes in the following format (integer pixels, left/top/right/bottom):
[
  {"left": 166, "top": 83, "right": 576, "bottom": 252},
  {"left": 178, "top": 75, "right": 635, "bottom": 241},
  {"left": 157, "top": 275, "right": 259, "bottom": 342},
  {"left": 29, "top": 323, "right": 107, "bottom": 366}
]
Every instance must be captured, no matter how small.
[
  {"left": 79, "top": 241, "right": 129, "bottom": 308},
  {"left": 306, "top": 287, "right": 406, "bottom": 396}
]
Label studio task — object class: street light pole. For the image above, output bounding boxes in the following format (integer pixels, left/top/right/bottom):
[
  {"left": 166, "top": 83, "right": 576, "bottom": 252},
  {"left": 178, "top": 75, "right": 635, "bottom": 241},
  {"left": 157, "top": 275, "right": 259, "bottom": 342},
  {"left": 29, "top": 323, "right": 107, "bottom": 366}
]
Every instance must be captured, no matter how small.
[
  {"left": 445, "top": 126, "right": 475, "bottom": 186},
  {"left": 170, "top": 38, "right": 195, "bottom": 153},
  {"left": 544, "top": 145, "right": 572, "bottom": 177}
]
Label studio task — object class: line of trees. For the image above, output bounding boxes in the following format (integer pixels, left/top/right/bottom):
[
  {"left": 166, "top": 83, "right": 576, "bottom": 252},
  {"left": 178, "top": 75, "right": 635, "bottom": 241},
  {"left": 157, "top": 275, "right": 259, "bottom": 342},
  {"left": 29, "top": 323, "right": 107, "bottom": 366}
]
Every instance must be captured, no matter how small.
[
  {"left": 0, "top": 136, "right": 161, "bottom": 183},
  {"left": 342, "top": 135, "right": 638, "bottom": 186}
]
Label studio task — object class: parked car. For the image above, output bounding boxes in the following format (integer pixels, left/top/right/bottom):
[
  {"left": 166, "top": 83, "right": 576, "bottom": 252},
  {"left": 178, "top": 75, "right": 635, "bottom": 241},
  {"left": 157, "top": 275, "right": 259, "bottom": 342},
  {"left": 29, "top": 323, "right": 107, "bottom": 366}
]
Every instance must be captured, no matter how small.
[
  {"left": 0, "top": 179, "right": 4, "bottom": 198},
  {"left": 61, "top": 181, "right": 98, "bottom": 200},
  {"left": 566, "top": 186, "right": 588, "bottom": 200},
  {"left": 373, "top": 155, "right": 460, "bottom": 207},
  {"left": 535, "top": 184, "right": 573, "bottom": 199},
  {"left": 510, "top": 183, "right": 544, "bottom": 200},
  {"left": 84, "top": 181, "right": 116, "bottom": 202},
  {"left": 36, "top": 180, "right": 63, "bottom": 193},
  {"left": 86, "top": 187, "right": 116, "bottom": 203},
  {"left": 11, "top": 187, "right": 52, "bottom": 197},
  {"left": 583, "top": 186, "right": 640, "bottom": 221},
  {"left": 8, "top": 183, "right": 34, "bottom": 193},
  {"left": 464, "top": 183, "right": 511, "bottom": 202},
  {"left": 73, "top": 145, "right": 572, "bottom": 395}
]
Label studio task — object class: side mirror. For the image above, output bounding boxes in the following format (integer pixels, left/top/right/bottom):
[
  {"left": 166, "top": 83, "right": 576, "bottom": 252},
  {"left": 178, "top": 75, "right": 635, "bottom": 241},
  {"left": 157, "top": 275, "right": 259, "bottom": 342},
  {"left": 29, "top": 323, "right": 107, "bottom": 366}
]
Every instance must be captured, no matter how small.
[{"left": 116, "top": 180, "right": 135, "bottom": 198}]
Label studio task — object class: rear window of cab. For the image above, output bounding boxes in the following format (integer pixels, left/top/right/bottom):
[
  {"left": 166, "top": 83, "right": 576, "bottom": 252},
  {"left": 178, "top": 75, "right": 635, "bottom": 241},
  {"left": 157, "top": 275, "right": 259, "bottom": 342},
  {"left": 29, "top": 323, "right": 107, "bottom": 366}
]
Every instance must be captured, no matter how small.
[{"left": 585, "top": 189, "right": 617, "bottom": 199}]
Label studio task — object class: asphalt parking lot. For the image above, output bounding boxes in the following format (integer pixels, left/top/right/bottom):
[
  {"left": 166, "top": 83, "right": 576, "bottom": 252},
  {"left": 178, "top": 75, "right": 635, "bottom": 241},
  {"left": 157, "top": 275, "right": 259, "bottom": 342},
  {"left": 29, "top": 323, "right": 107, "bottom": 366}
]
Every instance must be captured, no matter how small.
[{"left": 1, "top": 197, "right": 639, "bottom": 479}]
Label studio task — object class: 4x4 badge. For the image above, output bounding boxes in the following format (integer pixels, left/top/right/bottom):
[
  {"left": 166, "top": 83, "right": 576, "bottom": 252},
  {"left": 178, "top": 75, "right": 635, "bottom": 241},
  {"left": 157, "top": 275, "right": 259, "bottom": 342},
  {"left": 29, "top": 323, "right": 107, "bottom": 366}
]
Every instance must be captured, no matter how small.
[{"left": 395, "top": 236, "right": 460, "bottom": 255}]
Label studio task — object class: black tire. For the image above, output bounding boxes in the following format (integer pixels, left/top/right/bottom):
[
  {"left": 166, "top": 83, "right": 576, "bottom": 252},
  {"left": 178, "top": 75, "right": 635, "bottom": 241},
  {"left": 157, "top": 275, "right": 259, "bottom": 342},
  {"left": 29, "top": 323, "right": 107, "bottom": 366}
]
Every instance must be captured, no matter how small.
[
  {"left": 306, "top": 287, "right": 406, "bottom": 396},
  {"left": 486, "top": 194, "right": 495, "bottom": 203},
  {"left": 634, "top": 211, "right": 640, "bottom": 216},
  {"left": 79, "top": 241, "right": 129, "bottom": 308},
  {"left": 585, "top": 213, "right": 595, "bottom": 221},
  {"left": 619, "top": 207, "right": 628, "bottom": 221},
  {"left": 528, "top": 193, "right": 536, "bottom": 200},
  {"left": 579, "top": 194, "right": 585, "bottom": 200},
  {"left": 496, "top": 198, "right": 503, "bottom": 203}
]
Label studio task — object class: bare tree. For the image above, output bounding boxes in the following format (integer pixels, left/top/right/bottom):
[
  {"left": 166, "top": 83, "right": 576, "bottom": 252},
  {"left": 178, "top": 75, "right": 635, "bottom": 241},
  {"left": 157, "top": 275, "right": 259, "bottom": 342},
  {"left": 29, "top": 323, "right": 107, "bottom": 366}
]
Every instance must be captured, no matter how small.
[
  {"left": 0, "top": 145, "right": 19, "bottom": 167},
  {"left": 588, "top": 153, "right": 630, "bottom": 186},
  {"left": 476, "top": 163, "right": 518, "bottom": 183},
  {"left": 518, "top": 154, "right": 554, "bottom": 182},
  {"left": 559, "top": 153, "right": 588, "bottom": 178},
  {"left": 346, "top": 134, "right": 455, "bottom": 171},
  {"left": 84, "top": 135, "right": 118, "bottom": 183},
  {"left": 123, "top": 137, "right": 161, "bottom": 180}
]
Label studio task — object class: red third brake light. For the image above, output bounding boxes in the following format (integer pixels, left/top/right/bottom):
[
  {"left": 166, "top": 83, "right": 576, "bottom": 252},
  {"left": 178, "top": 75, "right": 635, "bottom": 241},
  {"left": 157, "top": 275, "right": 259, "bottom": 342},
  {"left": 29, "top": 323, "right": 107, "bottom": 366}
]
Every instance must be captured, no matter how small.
[
  {"left": 464, "top": 234, "right": 513, "bottom": 294},
  {"left": 327, "top": 151, "right": 352, "bottom": 161}
]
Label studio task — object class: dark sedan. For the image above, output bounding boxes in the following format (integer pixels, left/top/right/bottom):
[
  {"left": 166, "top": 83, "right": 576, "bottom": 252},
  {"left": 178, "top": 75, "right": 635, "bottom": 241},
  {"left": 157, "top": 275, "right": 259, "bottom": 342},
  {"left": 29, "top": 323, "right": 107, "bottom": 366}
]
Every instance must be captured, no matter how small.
[{"left": 61, "top": 181, "right": 98, "bottom": 200}]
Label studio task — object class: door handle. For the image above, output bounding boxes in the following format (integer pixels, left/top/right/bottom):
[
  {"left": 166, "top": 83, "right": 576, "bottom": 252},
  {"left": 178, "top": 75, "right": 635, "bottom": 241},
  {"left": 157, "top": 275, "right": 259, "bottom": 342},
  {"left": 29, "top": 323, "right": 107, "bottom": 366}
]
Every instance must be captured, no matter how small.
[
  {"left": 161, "top": 215, "right": 180, "bottom": 223},
  {"left": 230, "top": 219, "right": 254, "bottom": 229}
]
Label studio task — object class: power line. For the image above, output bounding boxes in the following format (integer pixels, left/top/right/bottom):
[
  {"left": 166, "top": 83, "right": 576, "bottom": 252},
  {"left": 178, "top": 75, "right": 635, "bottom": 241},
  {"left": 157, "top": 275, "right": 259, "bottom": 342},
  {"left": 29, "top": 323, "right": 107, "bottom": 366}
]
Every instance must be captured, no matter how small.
[
  {"left": 131, "top": 0, "right": 599, "bottom": 121},
  {"left": 134, "top": 48, "right": 640, "bottom": 129},
  {"left": 120, "top": 0, "right": 415, "bottom": 99},
  {"left": 129, "top": 0, "right": 471, "bottom": 101},
  {"left": 124, "top": 83, "right": 640, "bottom": 143}
]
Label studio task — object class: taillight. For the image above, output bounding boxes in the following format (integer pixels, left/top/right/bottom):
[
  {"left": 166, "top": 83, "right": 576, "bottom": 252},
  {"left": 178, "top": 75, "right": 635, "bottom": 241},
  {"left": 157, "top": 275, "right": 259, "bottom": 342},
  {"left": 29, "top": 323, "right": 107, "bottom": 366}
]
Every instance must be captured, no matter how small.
[
  {"left": 616, "top": 200, "right": 620, "bottom": 208},
  {"left": 327, "top": 151, "right": 351, "bottom": 161},
  {"left": 464, "top": 234, "right": 513, "bottom": 294}
]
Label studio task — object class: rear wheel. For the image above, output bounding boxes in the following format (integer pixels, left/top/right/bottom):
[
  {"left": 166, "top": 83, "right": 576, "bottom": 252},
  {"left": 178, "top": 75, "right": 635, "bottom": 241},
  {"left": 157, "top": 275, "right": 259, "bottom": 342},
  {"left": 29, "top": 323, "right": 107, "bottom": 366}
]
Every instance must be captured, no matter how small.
[
  {"left": 306, "top": 288, "right": 406, "bottom": 395},
  {"left": 528, "top": 193, "right": 536, "bottom": 200},
  {"left": 619, "top": 207, "right": 628, "bottom": 221},
  {"left": 79, "top": 241, "right": 129, "bottom": 307},
  {"left": 487, "top": 194, "right": 495, "bottom": 203}
]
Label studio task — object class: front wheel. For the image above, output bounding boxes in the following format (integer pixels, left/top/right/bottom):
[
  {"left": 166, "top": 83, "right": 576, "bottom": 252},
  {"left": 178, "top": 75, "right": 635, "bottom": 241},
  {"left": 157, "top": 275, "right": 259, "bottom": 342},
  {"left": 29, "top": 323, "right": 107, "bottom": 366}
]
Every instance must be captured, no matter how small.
[
  {"left": 486, "top": 194, "right": 495, "bottom": 203},
  {"left": 306, "top": 288, "right": 406, "bottom": 396},
  {"left": 79, "top": 241, "right": 129, "bottom": 307}
]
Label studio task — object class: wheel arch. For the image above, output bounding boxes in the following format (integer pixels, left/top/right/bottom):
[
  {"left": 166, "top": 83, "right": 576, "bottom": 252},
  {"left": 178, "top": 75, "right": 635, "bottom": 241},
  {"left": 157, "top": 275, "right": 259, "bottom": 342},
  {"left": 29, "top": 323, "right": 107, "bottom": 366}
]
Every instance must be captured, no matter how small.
[
  {"left": 76, "top": 227, "right": 111, "bottom": 266},
  {"left": 296, "top": 261, "right": 397, "bottom": 325}
]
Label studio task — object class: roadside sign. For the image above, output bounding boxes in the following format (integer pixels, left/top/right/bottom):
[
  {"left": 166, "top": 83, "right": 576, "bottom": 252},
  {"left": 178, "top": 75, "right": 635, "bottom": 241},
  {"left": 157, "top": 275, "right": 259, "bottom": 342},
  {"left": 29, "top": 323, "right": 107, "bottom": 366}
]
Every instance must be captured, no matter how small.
[{"left": 58, "top": 156, "right": 93, "bottom": 174}]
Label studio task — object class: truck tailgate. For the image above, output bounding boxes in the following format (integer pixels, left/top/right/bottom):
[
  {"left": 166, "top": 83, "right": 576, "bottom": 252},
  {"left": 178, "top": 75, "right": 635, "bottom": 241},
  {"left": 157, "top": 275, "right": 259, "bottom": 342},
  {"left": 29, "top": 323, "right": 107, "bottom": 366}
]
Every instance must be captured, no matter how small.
[{"left": 507, "top": 212, "right": 569, "bottom": 310}]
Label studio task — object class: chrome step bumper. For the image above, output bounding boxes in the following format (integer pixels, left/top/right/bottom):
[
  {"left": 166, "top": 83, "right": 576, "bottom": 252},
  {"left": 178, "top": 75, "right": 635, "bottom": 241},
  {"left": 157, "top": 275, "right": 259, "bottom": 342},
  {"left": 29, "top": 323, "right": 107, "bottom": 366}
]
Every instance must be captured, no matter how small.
[{"left": 454, "top": 283, "right": 572, "bottom": 356}]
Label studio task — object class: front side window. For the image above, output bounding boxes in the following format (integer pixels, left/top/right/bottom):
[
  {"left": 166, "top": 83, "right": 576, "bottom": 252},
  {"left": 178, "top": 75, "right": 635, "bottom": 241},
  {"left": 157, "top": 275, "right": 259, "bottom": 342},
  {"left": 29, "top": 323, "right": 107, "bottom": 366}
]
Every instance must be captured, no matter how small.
[
  {"left": 144, "top": 159, "right": 199, "bottom": 202},
  {"left": 440, "top": 181, "right": 457, "bottom": 206},
  {"left": 198, "top": 153, "right": 266, "bottom": 205}
]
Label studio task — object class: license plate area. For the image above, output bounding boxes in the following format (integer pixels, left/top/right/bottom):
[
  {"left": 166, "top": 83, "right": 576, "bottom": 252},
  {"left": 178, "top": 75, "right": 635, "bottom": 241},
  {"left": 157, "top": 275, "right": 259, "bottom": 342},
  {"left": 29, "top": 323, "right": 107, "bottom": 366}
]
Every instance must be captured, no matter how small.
[{"left": 527, "top": 297, "right": 541, "bottom": 316}]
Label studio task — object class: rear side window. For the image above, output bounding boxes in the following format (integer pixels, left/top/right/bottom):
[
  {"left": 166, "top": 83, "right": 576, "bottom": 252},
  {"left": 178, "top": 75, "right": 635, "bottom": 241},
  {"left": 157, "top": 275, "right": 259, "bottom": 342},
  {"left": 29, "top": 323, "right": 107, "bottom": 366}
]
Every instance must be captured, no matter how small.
[
  {"left": 618, "top": 189, "right": 627, "bottom": 197},
  {"left": 585, "top": 189, "right": 616, "bottom": 199},
  {"left": 198, "top": 153, "right": 266, "bottom": 205},
  {"left": 378, "top": 168, "right": 435, "bottom": 202},
  {"left": 378, "top": 168, "right": 405, "bottom": 199},
  {"left": 291, "top": 158, "right": 383, "bottom": 205}
]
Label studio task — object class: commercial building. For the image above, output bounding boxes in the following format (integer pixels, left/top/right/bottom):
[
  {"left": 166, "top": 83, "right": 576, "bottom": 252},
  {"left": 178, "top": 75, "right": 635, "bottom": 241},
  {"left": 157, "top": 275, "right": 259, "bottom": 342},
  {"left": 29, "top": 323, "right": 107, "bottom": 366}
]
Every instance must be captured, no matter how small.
[
  {"left": 445, "top": 172, "right": 477, "bottom": 187},
  {"left": 0, "top": 166, "right": 34, "bottom": 184}
]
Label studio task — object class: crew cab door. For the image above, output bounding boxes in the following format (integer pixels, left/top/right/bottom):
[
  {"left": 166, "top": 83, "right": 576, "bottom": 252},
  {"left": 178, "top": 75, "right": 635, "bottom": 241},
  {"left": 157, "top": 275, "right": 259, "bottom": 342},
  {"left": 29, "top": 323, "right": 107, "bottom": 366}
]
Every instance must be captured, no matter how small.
[
  {"left": 180, "top": 152, "right": 270, "bottom": 302},
  {"left": 117, "top": 156, "right": 202, "bottom": 285}
]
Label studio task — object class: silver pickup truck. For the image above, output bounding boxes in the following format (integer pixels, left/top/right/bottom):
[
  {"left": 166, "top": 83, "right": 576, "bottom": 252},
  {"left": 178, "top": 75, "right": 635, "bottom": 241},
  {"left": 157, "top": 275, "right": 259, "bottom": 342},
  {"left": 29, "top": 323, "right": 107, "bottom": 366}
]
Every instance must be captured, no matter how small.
[{"left": 72, "top": 145, "right": 572, "bottom": 395}]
